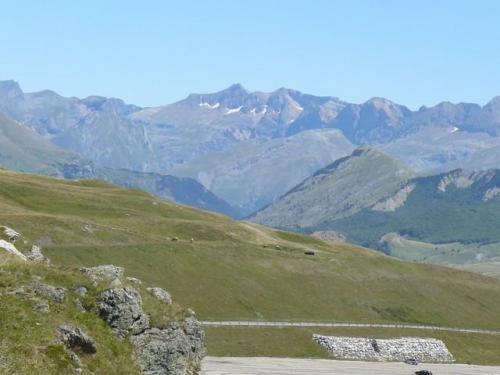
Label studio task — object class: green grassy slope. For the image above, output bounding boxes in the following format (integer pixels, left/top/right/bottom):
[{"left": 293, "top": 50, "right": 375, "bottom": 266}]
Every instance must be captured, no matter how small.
[
  {"left": 1, "top": 169, "right": 500, "bottom": 333},
  {"left": 251, "top": 146, "right": 414, "bottom": 230},
  {"left": 0, "top": 254, "right": 188, "bottom": 374}
]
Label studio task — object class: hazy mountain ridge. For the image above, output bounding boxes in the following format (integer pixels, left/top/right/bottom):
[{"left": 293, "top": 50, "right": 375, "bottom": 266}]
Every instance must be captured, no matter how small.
[
  {"left": 250, "top": 146, "right": 414, "bottom": 229},
  {"left": 96, "top": 168, "right": 241, "bottom": 217},
  {"left": 4, "top": 79, "right": 500, "bottom": 177},
  {"left": 0, "top": 112, "right": 237, "bottom": 216},
  {"left": 171, "top": 129, "right": 354, "bottom": 214}
]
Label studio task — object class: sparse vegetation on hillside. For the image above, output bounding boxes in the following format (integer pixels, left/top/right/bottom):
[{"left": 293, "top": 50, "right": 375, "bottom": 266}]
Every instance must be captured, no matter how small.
[{"left": 1, "top": 169, "right": 500, "bottom": 365}]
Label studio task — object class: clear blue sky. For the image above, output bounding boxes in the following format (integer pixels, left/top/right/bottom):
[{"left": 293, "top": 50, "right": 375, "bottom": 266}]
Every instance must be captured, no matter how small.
[{"left": 1, "top": 0, "right": 499, "bottom": 108}]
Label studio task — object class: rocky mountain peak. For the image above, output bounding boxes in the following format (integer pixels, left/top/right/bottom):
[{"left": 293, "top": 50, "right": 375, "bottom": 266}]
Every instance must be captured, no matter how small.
[
  {"left": 0, "top": 80, "right": 23, "bottom": 100},
  {"left": 484, "top": 96, "right": 500, "bottom": 111},
  {"left": 224, "top": 83, "right": 247, "bottom": 93}
]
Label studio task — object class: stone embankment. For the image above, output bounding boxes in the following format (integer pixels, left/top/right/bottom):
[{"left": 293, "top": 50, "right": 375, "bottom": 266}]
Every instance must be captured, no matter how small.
[{"left": 313, "top": 335, "right": 454, "bottom": 363}]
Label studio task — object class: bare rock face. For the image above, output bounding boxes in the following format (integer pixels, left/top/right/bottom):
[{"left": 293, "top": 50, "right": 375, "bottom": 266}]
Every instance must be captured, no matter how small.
[
  {"left": 372, "top": 183, "right": 415, "bottom": 212},
  {"left": 132, "top": 319, "right": 205, "bottom": 375},
  {"left": 80, "top": 265, "right": 124, "bottom": 283},
  {"left": 147, "top": 287, "right": 172, "bottom": 305},
  {"left": 97, "top": 287, "right": 150, "bottom": 338},
  {"left": 58, "top": 325, "right": 97, "bottom": 354}
]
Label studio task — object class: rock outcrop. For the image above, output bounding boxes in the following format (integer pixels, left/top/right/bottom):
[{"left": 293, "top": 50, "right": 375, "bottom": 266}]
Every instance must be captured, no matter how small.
[
  {"left": 1, "top": 225, "right": 20, "bottom": 242},
  {"left": 58, "top": 325, "right": 97, "bottom": 354},
  {"left": 147, "top": 287, "right": 172, "bottom": 305},
  {"left": 35, "top": 283, "right": 66, "bottom": 303},
  {"left": 26, "top": 245, "right": 48, "bottom": 263},
  {"left": 0, "top": 239, "right": 27, "bottom": 261},
  {"left": 97, "top": 284, "right": 205, "bottom": 374},
  {"left": 313, "top": 335, "right": 454, "bottom": 363},
  {"left": 80, "top": 265, "right": 124, "bottom": 283},
  {"left": 97, "top": 287, "right": 150, "bottom": 338},
  {"left": 132, "top": 320, "right": 205, "bottom": 375},
  {"left": 372, "top": 183, "right": 415, "bottom": 212}
]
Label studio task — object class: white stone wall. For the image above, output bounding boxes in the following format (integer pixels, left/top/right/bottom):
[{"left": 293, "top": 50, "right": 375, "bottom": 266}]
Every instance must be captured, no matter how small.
[{"left": 313, "top": 335, "right": 454, "bottom": 363}]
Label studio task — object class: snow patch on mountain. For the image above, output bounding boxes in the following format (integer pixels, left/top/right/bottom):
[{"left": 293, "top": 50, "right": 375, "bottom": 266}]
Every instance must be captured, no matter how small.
[
  {"left": 199, "top": 102, "right": 220, "bottom": 109},
  {"left": 225, "top": 106, "right": 243, "bottom": 115}
]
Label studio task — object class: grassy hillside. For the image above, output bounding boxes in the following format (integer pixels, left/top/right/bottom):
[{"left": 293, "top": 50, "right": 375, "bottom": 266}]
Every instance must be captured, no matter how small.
[
  {"left": 251, "top": 146, "right": 414, "bottom": 230},
  {"left": 0, "top": 254, "right": 191, "bottom": 374},
  {"left": 0, "top": 169, "right": 500, "bottom": 333}
]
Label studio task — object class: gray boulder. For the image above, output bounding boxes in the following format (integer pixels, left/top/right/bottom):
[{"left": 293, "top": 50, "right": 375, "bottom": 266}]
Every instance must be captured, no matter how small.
[
  {"left": 80, "top": 265, "right": 124, "bottom": 283},
  {"left": 147, "top": 287, "right": 172, "bottom": 305},
  {"left": 126, "top": 277, "right": 142, "bottom": 285},
  {"left": 1, "top": 225, "right": 20, "bottom": 242},
  {"left": 74, "top": 286, "right": 88, "bottom": 297},
  {"left": 75, "top": 298, "right": 86, "bottom": 312},
  {"left": 58, "top": 325, "right": 97, "bottom": 354},
  {"left": 35, "top": 283, "right": 66, "bottom": 303},
  {"left": 97, "top": 287, "right": 149, "bottom": 338},
  {"left": 26, "top": 245, "right": 48, "bottom": 263},
  {"left": 34, "top": 299, "right": 50, "bottom": 313},
  {"left": 132, "top": 323, "right": 203, "bottom": 375}
]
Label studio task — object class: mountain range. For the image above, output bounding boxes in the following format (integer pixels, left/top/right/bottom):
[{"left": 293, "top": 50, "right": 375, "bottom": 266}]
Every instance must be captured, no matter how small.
[{"left": 2, "top": 79, "right": 500, "bottom": 215}]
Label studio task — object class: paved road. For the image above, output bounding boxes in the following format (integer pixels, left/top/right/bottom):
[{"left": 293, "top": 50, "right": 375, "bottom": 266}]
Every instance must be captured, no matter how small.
[
  {"left": 201, "top": 321, "right": 500, "bottom": 336},
  {"left": 201, "top": 357, "right": 500, "bottom": 375}
]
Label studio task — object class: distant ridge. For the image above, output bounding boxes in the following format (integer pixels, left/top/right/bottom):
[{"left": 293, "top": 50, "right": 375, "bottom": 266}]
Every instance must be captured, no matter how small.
[{"left": 250, "top": 146, "right": 414, "bottom": 229}]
